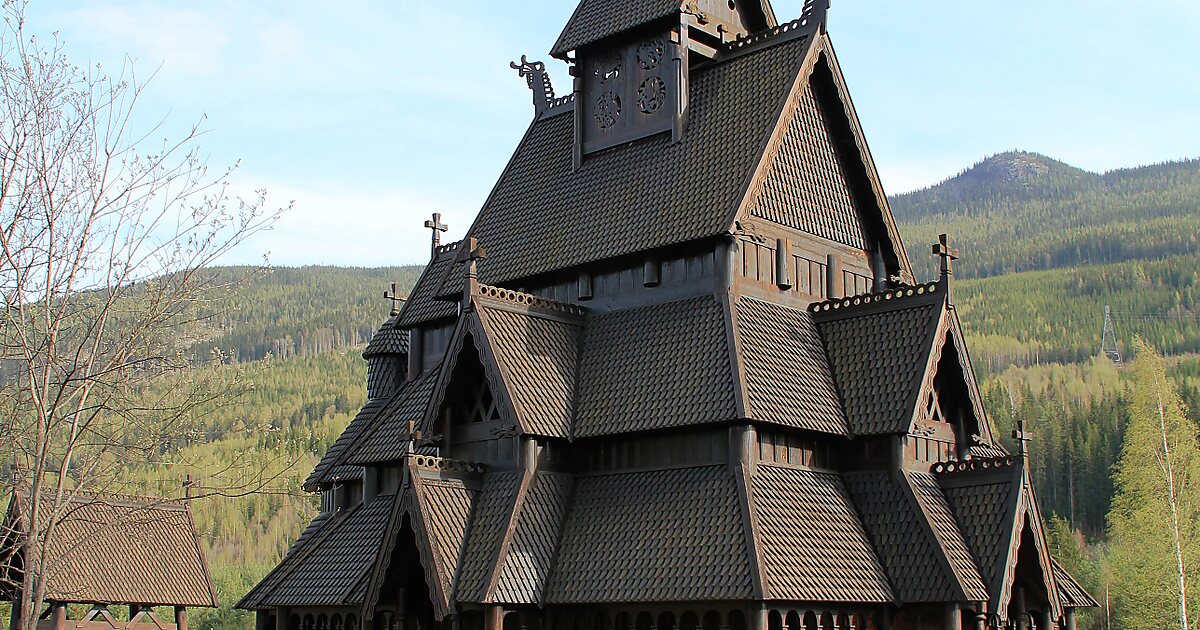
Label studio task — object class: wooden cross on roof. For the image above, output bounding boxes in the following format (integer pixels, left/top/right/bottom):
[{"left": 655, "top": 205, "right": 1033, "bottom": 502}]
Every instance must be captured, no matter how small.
[
  {"left": 384, "top": 282, "right": 405, "bottom": 317},
  {"left": 933, "top": 233, "right": 960, "bottom": 303},
  {"left": 424, "top": 212, "right": 448, "bottom": 258},
  {"left": 1012, "top": 418, "right": 1030, "bottom": 457},
  {"left": 463, "top": 236, "right": 488, "bottom": 310}
]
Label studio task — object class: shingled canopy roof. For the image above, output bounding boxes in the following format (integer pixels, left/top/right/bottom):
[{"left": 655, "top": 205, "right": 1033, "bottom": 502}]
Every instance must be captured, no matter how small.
[{"left": 0, "top": 492, "right": 218, "bottom": 607}]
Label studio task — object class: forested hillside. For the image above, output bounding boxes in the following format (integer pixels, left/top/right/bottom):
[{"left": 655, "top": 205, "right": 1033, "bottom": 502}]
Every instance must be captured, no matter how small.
[{"left": 893, "top": 151, "right": 1200, "bottom": 281}]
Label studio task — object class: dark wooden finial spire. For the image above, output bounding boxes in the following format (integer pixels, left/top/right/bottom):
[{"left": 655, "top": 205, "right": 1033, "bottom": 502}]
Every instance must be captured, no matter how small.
[
  {"left": 424, "top": 213, "right": 448, "bottom": 258},
  {"left": 1012, "top": 418, "right": 1030, "bottom": 457},
  {"left": 384, "top": 282, "right": 405, "bottom": 317},
  {"left": 462, "top": 237, "right": 488, "bottom": 311},
  {"left": 933, "top": 233, "right": 960, "bottom": 303}
]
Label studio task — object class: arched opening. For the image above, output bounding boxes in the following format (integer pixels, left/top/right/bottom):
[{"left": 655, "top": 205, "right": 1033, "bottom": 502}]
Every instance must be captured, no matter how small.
[
  {"left": 679, "top": 612, "right": 699, "bottom": 630},
  {"left": 701, "top": 612, "right": 721, "bottom": 630},
  {"left": 801, "top": 612, "right": 818, "bottom": 630},
  {"left": 317, "top": 615, "right": 329, "bottom": 630},
  {"left": 636, "top": 613, "right": 654, "bottom": 630},
  {"left": 503, "top": 612, "right": 522, "bottom": 630},
  {"left": 331, "top": 614, "right": 344, "bottom": 630},
  {"left": 659, "top": 612, "right": 677, "bottom": 630},
  {"left": 304, "top": 614, "right": 316, "bottom": 630},
  {"left": 346, "top": 615, "right": 359, "bottom": 630},
  {"left": 768, "top": 610, "right": 783, "bottom": 630},
  {"left": 290, "top": 615, "right": 302, "bottom": 630},
  {"left": 817, "top": 613, "right": 834, "bottom": 630},
  {"left": 728, "top": 611, "right": 746, "bottom": 630}
]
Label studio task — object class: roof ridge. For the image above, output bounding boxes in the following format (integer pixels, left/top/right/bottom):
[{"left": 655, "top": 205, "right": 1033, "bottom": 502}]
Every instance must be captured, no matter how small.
[
  {"left": 23, "top": 490, "right": 190, "bottom": 509},
  {"left": 475, "top": 283, "right": 588, "bottom": 318},
  {"left": 723, "top": 16, "right": 813, "bottom": 58},
  {"left": 809, "top": 281, "right": 942, "bottom": 316},
  {"left": 932, "top": 456, "right": 1019, "bottom": 476}
]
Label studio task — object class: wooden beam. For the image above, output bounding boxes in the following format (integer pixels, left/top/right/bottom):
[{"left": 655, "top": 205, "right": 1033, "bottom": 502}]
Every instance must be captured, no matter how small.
[{"left": 175, "top": 606, "right": 188, "bottom": 630}]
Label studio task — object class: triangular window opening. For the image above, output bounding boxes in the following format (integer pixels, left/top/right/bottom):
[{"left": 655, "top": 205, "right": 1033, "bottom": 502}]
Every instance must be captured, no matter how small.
[
  {"left": 374, "top": 516, "right": 437, "bottom": 630},
  {"left": 927, "top": 331, "right": 984, "bottom": 458},
  {"left": 438, "top": 334, "right": 515, "bottom": 464}
]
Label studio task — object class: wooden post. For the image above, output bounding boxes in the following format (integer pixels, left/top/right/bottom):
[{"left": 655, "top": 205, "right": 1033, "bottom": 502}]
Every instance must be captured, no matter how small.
[
  {"left": 278, "top": 607, "right": 291, "bottom": 630},
  {"left": 973, "top": 613, "right": 986, "bottom": 630},
  {"left": 775, "top": 239, "right": 792, "bottom": 290},
  {"left": 175, "top": 606, "right": 188, "bottom": 630},
  {"left": 1063, "top": 609, "right": 1076, "bottom": 630},
  {"left": 942, "top": 603, "right": 960, "bottom": 630},
  {"left": 407, "top": 329, "right": 422, "bottom": 380},
  {"left": 826, "top": 254, "right": 841, "bottom": 299},
  {"left": 1015, "top": 587, "right": 1029, "bottom": 630},
  {"left": 752, "top": 605, "right": 767, "bottom": 630},
  {"left": 9, "top": 594, "right": 21, "bottom": 630},
  {"left": 875, "top": 608, "right": 893, "bottom": 630},
  {"left": 50, "top": 602, "right": 67, "bottom": 630},
  {"left": 486, "top": 606, "right": 504, "bottom": 630},
  {"left": 1039, "top": 610, "right": 1052, "bottom": 630}
]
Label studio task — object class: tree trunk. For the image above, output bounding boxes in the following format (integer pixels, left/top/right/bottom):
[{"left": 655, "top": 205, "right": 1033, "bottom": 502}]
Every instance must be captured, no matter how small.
[{"left": 1157, "top": 381, "right": 1191, "bottom": 630}]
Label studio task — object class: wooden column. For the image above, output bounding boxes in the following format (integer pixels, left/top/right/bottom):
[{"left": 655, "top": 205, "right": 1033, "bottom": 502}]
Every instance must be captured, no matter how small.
[
  {"left": 278, "top": 607, "right": 291, "bottom": 630},
  {"left": 973, "top": 613, "right": 986, "bottom": 630},
  {"left": 875, "top": 608, "right": 892, "bottom": 630},
  {"left": 942, "top": 603, "right": 960, "bottom": 630},
  {"left": 751, "top": 606, "right": 767, "bottom": 630},
  {"left": 826, "top": 254, "right": 841, "bottom": 299},
  {"left": 486, "top": 606, "right": 504, "bottom": 630},
  {"left": 9, "top": 594, "right": 22, "bottom": 630},
  {"left": 50, "top": 602, "right": 67, "bottom": 630},
  {"left": 1039, "top": 610, "right": 1053, "bottom": 630},
  {"left": 175, "top": 606, "right": 188, "bottom": 630},
  {"left": 1015, "top": 587, "right": 1029, "bottom": 630},
  {"left": 1062, "top": 609, "right": 1076, "bottom": 630}
]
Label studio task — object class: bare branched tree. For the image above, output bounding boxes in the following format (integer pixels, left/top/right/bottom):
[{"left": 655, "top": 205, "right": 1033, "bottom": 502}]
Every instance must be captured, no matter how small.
[{"left": 0, "top": 2, "right": 289, "bottom": 628}]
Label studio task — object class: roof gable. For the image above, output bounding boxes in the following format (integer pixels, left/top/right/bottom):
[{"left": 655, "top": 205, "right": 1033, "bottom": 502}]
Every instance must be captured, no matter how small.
[
  {"left": 4, "top": 493, "right": 217, "bottom": 608},
  {"left": 729, "top": 36, "right": 913, "bottom": 282},
  {"left": 550, "top": 0, "right": 778, "bottom": 58}
]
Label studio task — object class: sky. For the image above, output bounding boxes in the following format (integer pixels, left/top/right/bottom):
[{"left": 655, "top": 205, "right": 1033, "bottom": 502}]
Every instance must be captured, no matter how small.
[{"left": 21, "top": 1, "right": 1200, "bottom": 267}]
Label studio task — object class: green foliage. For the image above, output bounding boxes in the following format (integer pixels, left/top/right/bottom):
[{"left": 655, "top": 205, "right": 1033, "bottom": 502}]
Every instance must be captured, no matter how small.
[
  {"left": 1047, "top": 515, "right": 1104, "bottom": 630},
  {"left": 189, "top": 266, "right": 423, "bottom": 363},
  {"left": 1107, "top": 341, "right": 1200, "bottom": 629},
  {"left": 892, "top": 152, "right": 1200, "bottom": 281}
]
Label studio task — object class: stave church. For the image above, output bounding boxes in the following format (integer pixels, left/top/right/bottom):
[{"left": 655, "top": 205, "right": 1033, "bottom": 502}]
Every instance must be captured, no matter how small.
[{"left": 238, "top": 2, "right": 1096, "bottom": 629}]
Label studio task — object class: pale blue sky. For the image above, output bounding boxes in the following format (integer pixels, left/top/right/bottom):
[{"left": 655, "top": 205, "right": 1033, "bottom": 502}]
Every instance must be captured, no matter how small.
[{"left": 25, "top": 1, "right": 1200, "bottom": 266}]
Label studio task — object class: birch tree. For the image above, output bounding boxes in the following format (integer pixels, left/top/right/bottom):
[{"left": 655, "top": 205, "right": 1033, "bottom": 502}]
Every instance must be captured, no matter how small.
[
  {"left": 0, "top": 2, "right": 286, "bottom": 628},
  {"left": 1108, "top": 338, "right": 1200, "bottom": 629}
]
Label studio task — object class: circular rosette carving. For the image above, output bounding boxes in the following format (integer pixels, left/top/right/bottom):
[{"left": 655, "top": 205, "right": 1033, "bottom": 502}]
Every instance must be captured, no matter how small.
[
  {"left": 637, "top": 39, "right": 665, "bottom": 69},
  {"left": 637, "top": 77, "right": 666, "bottom": 114},
  {"left": 593, "top": 54, "right": 621, "bottom": 83},
  {"left": 594, "top": 91, "right": 622, "bottom": 129}
]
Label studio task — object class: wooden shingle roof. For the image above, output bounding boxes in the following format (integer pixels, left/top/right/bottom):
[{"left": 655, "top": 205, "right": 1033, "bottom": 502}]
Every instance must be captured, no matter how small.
[
  {"left": 1051, "top": 558, "right": 1099, "bottom": 608},
  {"left": 304, "top": 398, "right": 387, "bottom": 489},
  {"left": 490, "top": 472, "right": 573, "bottom": 605},
  {"left": 348, "top": 367, "right": 442, "bottom": 465},
  {"left": 812, "top": 284, "right": 944, "bottom": 435},
  {"left": 906, "top": 472, "right": 989, "bottom": 602},
  {"left": 455, "top": 472, "right": 524, "bottom": 604},
  {"left": 1, "top": 493, "right": 217, "bottom": 608},
  {"left": 440, "top": 32, "right": 813, "bottom": 294},
  {"left": 735, "top": 296, "right": 847, "bottom": 435},
  {"left": 748, "top": 465, "right": 893, "bottom": 603},
  {"left": 363, "top": 316, "right": 408, "bottom": 357},
  {"left": 550, "top": 0, "right": 680, "bottom": 57},
  {"left": 575, "top": 295, "right": 737, "bottom": 437},
  {"left": 546, "top": 465, "right": 753, "bottom": 603}
]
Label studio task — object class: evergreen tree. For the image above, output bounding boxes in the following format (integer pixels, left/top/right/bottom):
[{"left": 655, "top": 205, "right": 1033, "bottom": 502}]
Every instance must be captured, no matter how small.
[{"left": 1108, "top": 339, "right": 1200, "bottom": 629}]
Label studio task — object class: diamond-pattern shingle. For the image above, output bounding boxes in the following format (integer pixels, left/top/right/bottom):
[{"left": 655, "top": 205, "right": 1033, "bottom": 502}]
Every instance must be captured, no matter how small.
[
  {"left": 736, "top": 296, "right": 847, "bottom": 435},
  {"left": 816, "top": 300, "right": 939, "bottom": 434},
  {"left": 547, "top": 465, "right": 752, "bottom": 603},
  {"left": 843, "top": 471, "right": 958, "bottom": 603},
  {"left": 260, "top": 496, "right": 395, "bottom": 607},
  {"left": 477, "top": 300, "right": 582, "bottom": 438},
  {"left": 941, "top": 478, "right": 1016, "bottom": 595},
  {"left": 444, "top": 34, "right": 811, "bottom": 293},
  {"left": 3, "top": 493, "right": 217, "bottom": 607},
  {"left": 550, "top": 0, "right": 680, "bottom": 56},
  {"left": 348, "top": 367, "right": 441, "bottom": 465},
  {"left": 749, "top": 465, "right": 893, "bottom": 603},
  {"left": 906, "top": 472, "right": 989, "bottom": 602},
  {"left": 492, "top": 472, "right": 573, "bottom": 604},
  {"left": 412, "top": 476, "right": 477, "bottom": 598},
  {"left": 397, "top": 244, "right": 460, "bottom": 327},
  {"left": 363, "top": 317, "right": 409, "bottom": 357},
  {"left": 749, "top": 83, "right": 868, "bottom": 249},
  {"left": 575, "top": 295, "right": 737, "bottom": 437},
  {"left": 238, "top": 512, "right": 334, "bottom": 609},
  {"left": 304, "top": 398, "right": 387, "bottom": 489},
  {"left": 456, "top": 472, "right": 524, "bottom": 604}
]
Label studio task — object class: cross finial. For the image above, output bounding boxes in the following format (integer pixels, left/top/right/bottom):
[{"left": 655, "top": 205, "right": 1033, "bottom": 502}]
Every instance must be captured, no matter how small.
[
  {"left": 463, "top": 237, "right": 488, "bottom": 311},
  {"left": 1012, "top": 418, "right": 1030, "bottom": 457},
  {"left": 424, "top": 213, "right": 449, "bottom": 258},
  {"left": 384, "top": 282, "right": 405, "bottom": 317},
  {"left": 933, "top": 233, "right": 960, "bottom": 303}
]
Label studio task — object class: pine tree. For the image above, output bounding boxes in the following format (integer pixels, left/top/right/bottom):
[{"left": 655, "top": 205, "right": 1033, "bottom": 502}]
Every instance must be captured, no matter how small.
[{"left": 1108, "top": 339, "right": 1200, "bottom": 629}]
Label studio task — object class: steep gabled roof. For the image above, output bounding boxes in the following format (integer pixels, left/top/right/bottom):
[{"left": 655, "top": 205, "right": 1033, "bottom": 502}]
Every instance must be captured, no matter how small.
[
  {"left": 438, "top": 31, "right": 814, "bottom": 295},
  {"left": 406, "top": 473, "right": 478, "bottom": 619},
  {"left": 397, "top": 242, "right": 461, "bottom": 328},
  {"left": 473, "top": 288, "right": 585, "bottom": 438},
  {"left": 348, "top": 367, "right": 443, "bottom": 465},
  {"left": 747, "top": 465, "right": 893, "bottom": 603},
  {"left": 2, "top": 493, "right": 217, "bottom": 608},
  {"left": 490, "top": 472, "right": 572, "bottom": 605},
  {"left": 905, "top": 471, "right": 989, "bottom": 602},
  {"left": 1051, "top": 558, "right": 1099, "bottom": 608},
  {"left": 844, "top": 471, "right": 961, "bottom": 603},
  {"left": 813, "top": 283, "right": 944, "bottom": 435},
  {"left": 304, "top": 398, "right": 387, "bottom": 489},
  {"left": 575, "top": 295, "right": 738, "bottom": 437},
  {"left": 547, "top": 465, "right": 753, "bottom": 603},
  {"left": 734, "top": 296, "right": 847, "bottom": 435},
  {"left": 455, "top": 472, "right": 525, "bottom": 604},
  {"left": 550, "top": 0, "right": 679, "bottom": 57},
  {"left": 938, "top": 457, "right": 1062, "bottom": 617},
  {"left": 238, "top": 495, "right": 396, "bottom": 609}
]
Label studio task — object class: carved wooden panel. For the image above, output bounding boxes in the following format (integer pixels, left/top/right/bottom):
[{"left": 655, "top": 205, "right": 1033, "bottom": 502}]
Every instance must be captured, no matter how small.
[{"left": 581, "top": 32, "right": 679, "bottom": 154}]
